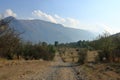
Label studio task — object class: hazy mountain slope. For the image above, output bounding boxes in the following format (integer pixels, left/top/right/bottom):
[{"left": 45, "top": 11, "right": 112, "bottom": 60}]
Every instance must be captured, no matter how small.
[
  {"left": 112, "top": 33, "right": 120, "bottom": 37},
  {"left": 5, "top": 17, "right": 95, "bottom": 43}
]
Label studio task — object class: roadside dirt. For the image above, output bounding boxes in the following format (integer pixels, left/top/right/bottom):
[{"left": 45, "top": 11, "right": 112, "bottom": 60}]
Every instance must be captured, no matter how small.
[
  {"left": 0, "top": 60, "right": 52, "bottom": 80},
  {"left": 76, "top": 64, "right": 120, "bottom": 80}
]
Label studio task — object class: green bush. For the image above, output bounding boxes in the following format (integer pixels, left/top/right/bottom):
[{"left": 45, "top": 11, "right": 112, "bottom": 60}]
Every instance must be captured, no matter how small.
[{"left": 78, "top": 48, "right": 87, "bottom": 64}]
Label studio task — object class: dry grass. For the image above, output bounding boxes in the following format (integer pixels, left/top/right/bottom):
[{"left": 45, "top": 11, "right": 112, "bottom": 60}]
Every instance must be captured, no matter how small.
[
  {"left": 59, "top": 48, "right": 79, "bottom": 63},
  {"left": 0, "top": 60, "right": 52, "bottom": 80},
  {"left": 77, "top": 64, "right": 120, "bottom": 80}
]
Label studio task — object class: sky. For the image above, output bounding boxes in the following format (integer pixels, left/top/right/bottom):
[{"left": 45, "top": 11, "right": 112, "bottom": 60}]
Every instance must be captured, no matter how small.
[{"left": 0, "top": 0, "right": 120, "bottom": 34}]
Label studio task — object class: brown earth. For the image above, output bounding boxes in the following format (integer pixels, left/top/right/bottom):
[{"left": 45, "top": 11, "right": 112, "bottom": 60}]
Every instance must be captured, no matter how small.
[
  {"left": 76, "top": 64, "right": 120, "bottom": 80},
  {"left": 0, "top": 60, "right": 53, "bottom": 80},
  {"left": 0, "top": 53, "right": 120, "bottom": 80},
  {"left": 0, "top": 53, "right": 80, "bottom": 80}
]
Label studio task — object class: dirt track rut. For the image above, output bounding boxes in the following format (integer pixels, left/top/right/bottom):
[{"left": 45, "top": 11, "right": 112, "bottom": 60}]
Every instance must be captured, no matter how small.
[{"left": 44, "top": 53, "right": 82, "bottom": 80}]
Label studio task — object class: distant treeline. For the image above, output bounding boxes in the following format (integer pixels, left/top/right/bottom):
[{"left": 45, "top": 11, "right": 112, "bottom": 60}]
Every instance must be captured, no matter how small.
[{"left": 0, "top": 18, "right": 56, "bottom": 60}]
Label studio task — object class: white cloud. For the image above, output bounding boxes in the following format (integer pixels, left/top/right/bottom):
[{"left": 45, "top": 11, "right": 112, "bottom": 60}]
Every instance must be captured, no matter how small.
[
  {"left": 79, "top": 23, "right": 115, "bottom": 34},
  {"left": 32, "top": 10, "right": 57, "bottom": 23},
  {"left": 65, "top": 18, "right": 79, "bottom": 28},
  {"left": 32, "top": 10, "right": 79, "bottom": 28},
  {"left": 4, "top": 9, "right": 17, "bottom": 18},
  {"left": 99, "top": 24, "right": 117, "bottom": 35},
  {"left": 99, "top": 24, "right": 114, "bottom": 34}
]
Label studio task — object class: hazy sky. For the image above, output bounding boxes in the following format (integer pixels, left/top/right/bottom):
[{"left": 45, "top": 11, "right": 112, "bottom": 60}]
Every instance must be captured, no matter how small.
[{"left": 0, "top": 0, "right": 120, "bottom": 34}]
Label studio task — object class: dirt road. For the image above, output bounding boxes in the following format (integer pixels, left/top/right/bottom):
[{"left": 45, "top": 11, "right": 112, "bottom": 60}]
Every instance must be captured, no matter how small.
[
  {"left": 0, "top": 53, "right": 82, "bottom": 80},
  {"left": 45, "top": 53, "right": 81, "bottom": 80}
]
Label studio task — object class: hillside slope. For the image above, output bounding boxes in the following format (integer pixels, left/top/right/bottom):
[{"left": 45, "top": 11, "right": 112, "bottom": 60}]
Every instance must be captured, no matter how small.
[{"left": 5, "top": 16, "right": 95, "bottom": 43}]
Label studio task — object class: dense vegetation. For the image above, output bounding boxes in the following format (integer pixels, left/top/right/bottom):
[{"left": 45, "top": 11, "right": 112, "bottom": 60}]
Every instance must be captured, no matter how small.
[{"left": 0, "top": 18, "right": 56, "bottom": 60}]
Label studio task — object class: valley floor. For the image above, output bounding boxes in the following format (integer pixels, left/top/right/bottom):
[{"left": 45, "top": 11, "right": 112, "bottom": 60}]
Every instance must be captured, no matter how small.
[{"left": 0, "top": 54, "right": 120, "bottom": 80}]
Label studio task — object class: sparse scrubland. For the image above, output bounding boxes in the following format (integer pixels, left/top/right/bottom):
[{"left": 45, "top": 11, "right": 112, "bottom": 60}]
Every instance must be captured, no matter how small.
[
  {"left": 57, "top": 32, "right": 120, "bottom": 80},
  {"left": 0, "top": 18, "right": 120, "bottom": 80}
]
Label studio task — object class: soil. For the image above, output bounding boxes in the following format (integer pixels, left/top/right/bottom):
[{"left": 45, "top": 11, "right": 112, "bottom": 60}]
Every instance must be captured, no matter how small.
[
  {"left": 0, "top": 53, "right": 120, "bottom": 80},
  {"left": 0, "top": 53, "right": 80, "bottom": 80}
]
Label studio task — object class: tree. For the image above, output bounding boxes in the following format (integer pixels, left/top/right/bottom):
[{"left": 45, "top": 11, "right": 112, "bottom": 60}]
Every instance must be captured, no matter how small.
[
  {"left": 0, "top": 19, "right": 21, "bottom": 59},
  {"left": 78, "top": 48, "right": 87, "bottom": 64},
  {"left": 89, "top": 32, "right": 115, "bottom": 62},
  {"left": 54, "top": 41, "right": 58, "bottom": 47}
]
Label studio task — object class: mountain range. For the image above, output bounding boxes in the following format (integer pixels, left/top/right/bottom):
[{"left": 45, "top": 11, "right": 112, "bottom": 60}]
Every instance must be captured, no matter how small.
[{"left": 4, "top": 16, "right": 95, "bottom": 43}]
